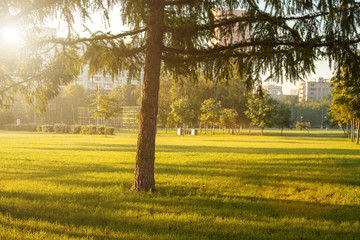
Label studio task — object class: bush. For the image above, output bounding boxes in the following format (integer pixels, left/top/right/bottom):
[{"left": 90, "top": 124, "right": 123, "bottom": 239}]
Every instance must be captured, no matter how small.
[
  {"left": 26, "top": 124, "right": 114, "bottom": 135},
  {"left": 296, "top": 122, "right": 311, "bottom": 131},
  {"left": 70, "top": 125, "right": 81, "bottom": 134},
  {"left": 106, "top": 127, "right": 115, "bottom": 135},
  {"left": 81, "top": 125, "right": 97, "bottom": 135},
  {"left": 54, "top": 124, "right": 69, "bottom": 133},
  {"left": 42, "top": 125, "right": 54, "bottom": 132},
  {"left": 96, "top": 126, "right": 105, "bottom": 135}
]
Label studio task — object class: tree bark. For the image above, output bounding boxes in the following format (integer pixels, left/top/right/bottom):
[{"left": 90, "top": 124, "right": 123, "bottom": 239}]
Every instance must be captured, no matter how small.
[
  {"left": 132, "top": 1, "right": 164, "bottom": 192},
  {"left": 261, "top": 127, "right": 264, "bottom": 136}
]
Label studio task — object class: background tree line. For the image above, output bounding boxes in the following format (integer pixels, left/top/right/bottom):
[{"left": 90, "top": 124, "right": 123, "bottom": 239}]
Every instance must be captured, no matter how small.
[{"left": 1, "top": 77, "right": 333, "bottom": 135}]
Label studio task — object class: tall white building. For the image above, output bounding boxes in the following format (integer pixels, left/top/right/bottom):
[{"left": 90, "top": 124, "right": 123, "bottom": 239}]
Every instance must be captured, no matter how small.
[
  {"left": 262, "top": 84, "right": 283, "bottom": 99},
  {"left": 76, "top": 66, "right": 143, "bottom": 90},
  {"left": 298, "top": 78, "right": 332, "bottom": 102}
]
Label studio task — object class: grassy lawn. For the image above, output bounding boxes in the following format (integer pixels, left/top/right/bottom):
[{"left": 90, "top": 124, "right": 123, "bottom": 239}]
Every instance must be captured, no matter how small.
[{"left": 0, "top": 130, "right": 359, "bottom": 239}]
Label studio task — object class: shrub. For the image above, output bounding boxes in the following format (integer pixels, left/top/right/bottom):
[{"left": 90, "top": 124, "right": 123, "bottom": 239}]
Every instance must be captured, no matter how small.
[
  {"left": 81, "top": 125, "right": 97, "bottom": 135},
  {"left": 70, "top": 125, "right": 81, "bottom": 134},
  {"left": 106, "top": 127, "right": 115, "bottom": 135},
  {"left": 96, "top": 126, "right": 105, "bottom": 135},
  {"left": 296, "top": 122, "right": 311, "bottom": 132},
  {"left": 42, "top": 125, "right": 54, "bottom": 132},
  {"left": 54, "top": 124, "right": 69, "bottom": 133}
]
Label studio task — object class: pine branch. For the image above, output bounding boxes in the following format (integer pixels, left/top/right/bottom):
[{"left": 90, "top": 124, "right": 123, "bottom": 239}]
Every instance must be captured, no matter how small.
[
  {"left": 36, "top": 28, "right": 148, "bottom": 46},
  {"left": 163, "top": 38, "right": 360, "bottom": 56}
]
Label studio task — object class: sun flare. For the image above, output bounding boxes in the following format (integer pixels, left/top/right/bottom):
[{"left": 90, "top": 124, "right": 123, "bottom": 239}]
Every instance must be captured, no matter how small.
[{"left": 1, "top": 27, "right": 22, "bottom": 45}]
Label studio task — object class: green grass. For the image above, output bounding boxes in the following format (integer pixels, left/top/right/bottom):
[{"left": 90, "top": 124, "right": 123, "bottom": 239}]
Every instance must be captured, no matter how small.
[{"left": 0, "top": 130, "right": 359, "bottom": 239}]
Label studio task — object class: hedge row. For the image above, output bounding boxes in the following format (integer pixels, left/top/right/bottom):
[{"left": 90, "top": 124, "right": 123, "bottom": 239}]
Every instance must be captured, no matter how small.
[
  {"left": 37, "top": 124, "right": 115, "bottom": 135},
  {"left": 5, "top": 124, "right": 114, "bottom": 135}
]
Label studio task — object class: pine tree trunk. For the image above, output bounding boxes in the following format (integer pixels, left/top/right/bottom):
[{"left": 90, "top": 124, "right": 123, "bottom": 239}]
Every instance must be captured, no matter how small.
[{"left": 132, "top": 2, "right": 164, "bottom": 192}]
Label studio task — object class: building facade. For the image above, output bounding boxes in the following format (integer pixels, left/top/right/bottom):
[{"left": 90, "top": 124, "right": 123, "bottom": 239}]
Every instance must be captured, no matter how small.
[
  {"left": 298, "top": 78, "right": 332, "bottom": 102},
  {"left": 262, "top": 84, "right": 283, "bottom": 99},
  {"left": 76, "top": 65, "right": 143, "bottom": 91}
]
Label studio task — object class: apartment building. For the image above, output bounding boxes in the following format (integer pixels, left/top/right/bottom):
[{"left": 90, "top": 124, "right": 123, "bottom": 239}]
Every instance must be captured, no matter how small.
[
  {"left": 262, "top": 84, "right": 283, "bottom": 99},
  {"left": 76, "top": 64, "right": 143, "bottom": 90},
  {"left": 298, "top": 77, "right": 332, "bottom": 102}
]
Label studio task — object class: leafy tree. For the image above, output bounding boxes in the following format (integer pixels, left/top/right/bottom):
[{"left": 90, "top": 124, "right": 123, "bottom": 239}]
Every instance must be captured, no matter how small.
[
  {"left": 273, "top": 102, "right": 292, "bottom": 135},
  {"left": 2, "top": 0, "right": 360, "bottom": 191},
  {"left": 91, "top": 90, "right": 119, "bottom": 136},
  {"left": 293, "top": 99, "right": 330, "bottom": 128},
  {"left": 330, "top": 61, "right": 360, "bottom": 144},
  {"left": 110, "top": 84, "right": 141, "bottom": 108},
  {"left": 170, "top": 98, "right": 195, "bottom": 135},
  {"left": 218, "top": 108, "right": 238, "bottom": 134},
  {"left": 245, "top": 93, "right": 275, "bottom": 136},
  {"left": 157, "top": 79, "right": 173, "bottom": 133},
  {"left": 62, "top": 84, "right": 87, "bottom": 124},
  {"left": 200, "top": 98, "right": 222, "bottom": 136},
  {"left": 296, "top": 121, "right": 311, "bottom": 132}
]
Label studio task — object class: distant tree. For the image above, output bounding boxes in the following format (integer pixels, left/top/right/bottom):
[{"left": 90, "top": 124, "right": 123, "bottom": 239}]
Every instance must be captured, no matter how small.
[
  {"left": 293, "top": 99, "right": 331, "bottom": 128},
  {"left": 296, "top": 121, "right": 311, "bottom": 132},
  {"left": 110, "top": 84, "right": 141, "bottom": 108},
  {"left": 245, "top": 93, "right": 275, "bottom": 136},
  {"left": 62, "top": 84, "right": 87, "bottom": 124},
  {"left": 330, "top": 61, "right": 360, "bottom": 144},
  {"left": 91, "top": 90, "right": 119, "bottom": 136},
  {"left": 273, "top": 102, "right": 292, "bottom": 135},
  {"left": 170, "top": 98, "right": 195, "bottom": 135},
  {"left": 157, "top": 79, "right": 173, "bottom": 133},
  {"left": 200, "top": 98, "right": 222, "bottom": 136},
  {"left": 218, "top": 108, "right": 238, "bottom": 134}
]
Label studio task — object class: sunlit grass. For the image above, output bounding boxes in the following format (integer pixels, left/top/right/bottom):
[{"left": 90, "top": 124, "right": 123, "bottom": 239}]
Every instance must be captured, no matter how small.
[{"left": 0, "top": 130, "right": 359, "bottom": 239}]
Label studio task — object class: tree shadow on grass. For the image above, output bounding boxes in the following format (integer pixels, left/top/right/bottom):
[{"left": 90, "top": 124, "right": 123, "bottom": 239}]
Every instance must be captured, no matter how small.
[
  {"left": 154, "top": 144, "right": 360, "bottom": 155},
  {"left": 0, "top": 187, "right": 359, "bottom": 240}
]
